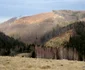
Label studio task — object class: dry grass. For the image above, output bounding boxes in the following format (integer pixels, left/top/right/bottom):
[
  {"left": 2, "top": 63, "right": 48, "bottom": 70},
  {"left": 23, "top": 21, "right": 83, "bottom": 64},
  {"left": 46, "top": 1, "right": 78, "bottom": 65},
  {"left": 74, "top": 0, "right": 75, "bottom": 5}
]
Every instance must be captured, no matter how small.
[
  {"left": 45, "top": 30, "right": 73, "bottom": 47},
  {"left": 0, "top": 56, "right": 85, "bottom": 70},
  {"left": 14, "top": 12, "right": 55, "bottom": 24}
]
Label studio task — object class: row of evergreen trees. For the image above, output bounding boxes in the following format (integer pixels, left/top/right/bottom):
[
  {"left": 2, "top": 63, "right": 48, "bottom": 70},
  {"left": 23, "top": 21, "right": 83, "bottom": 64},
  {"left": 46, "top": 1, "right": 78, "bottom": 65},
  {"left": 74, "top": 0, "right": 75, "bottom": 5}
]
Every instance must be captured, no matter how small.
[
  {"left": 0, "top": 32, "right": 27, "bottom": 55},
  {"left": 65, "top": 21, "right": 85, "bottom": 60}
]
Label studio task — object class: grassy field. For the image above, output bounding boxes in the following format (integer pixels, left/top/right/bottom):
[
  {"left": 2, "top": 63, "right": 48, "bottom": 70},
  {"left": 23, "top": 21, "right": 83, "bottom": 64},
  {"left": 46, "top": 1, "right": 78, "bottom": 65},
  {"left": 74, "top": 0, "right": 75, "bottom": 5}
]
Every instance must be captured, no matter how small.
[{"left": 0, "top": 56, "right": 85, "bottom": 70}]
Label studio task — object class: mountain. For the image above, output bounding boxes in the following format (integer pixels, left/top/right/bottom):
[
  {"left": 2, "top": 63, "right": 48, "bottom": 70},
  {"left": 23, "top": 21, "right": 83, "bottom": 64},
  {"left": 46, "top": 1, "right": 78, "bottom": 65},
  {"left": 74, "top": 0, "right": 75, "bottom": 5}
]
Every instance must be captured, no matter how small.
[
  {"left": 0, "top": 10, "right": 85, "bottom": 45},
  {"left": 14, "top": 12, "right": 55, "bottom": 24},
  {"left": 0, "top": 17, "right": 17, "bottom": 33},
  {"left": 3, "top": 17, "right": 17, "bottom": 24}
]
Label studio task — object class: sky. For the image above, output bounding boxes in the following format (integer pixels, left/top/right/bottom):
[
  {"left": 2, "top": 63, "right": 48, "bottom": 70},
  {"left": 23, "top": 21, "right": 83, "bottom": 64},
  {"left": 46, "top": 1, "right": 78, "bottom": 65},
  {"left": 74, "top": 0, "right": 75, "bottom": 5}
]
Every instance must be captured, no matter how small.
[{"left": 0, "top": 0, "right": 85, "bottom": 22}]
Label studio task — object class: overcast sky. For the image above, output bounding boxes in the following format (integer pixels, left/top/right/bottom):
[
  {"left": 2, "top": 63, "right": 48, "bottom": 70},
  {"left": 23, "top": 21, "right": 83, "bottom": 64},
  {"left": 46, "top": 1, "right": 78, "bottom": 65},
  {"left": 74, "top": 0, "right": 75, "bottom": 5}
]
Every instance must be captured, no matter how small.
[{"left": 0, "top": 0, "right": 85, "bottom": 22}]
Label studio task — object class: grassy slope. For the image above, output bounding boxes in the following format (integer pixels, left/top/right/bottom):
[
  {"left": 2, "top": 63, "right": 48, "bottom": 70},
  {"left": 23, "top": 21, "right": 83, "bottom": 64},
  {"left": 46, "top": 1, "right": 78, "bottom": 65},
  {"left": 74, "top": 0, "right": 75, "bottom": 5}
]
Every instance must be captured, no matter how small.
[
  {"left": 0, "top": 56, "right": 85, "bottom": 70},
  {"left": 45, "top": 30, "right": 73, "bottom": 47}
]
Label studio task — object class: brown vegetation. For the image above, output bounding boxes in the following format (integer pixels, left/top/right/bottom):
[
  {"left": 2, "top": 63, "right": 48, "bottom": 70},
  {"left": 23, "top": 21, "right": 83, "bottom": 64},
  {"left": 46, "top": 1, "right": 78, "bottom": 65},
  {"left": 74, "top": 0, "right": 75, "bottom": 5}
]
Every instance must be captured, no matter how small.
[
  {"left": 0, "top": 56, "right": 84, "bottom": 70},
  {"left": 14, "top": 12, "right": 55, "bottom": 24}
]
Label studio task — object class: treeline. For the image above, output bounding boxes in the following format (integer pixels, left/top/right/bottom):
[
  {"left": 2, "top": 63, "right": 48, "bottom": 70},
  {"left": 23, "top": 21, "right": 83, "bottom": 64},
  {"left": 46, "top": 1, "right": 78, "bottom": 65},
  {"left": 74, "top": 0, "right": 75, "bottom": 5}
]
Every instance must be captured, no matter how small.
[
  {"left": 0, "top": 32, "right": 28, "bottom": 56},
  {"left": 65, "top": 21, "right": 85, "bottom": 61},
  {"left": 0, "top": 31, "right": 39, "bottom": 57},
  {"left": 34, "top": 21, "right": 85, "bottom": 61}
]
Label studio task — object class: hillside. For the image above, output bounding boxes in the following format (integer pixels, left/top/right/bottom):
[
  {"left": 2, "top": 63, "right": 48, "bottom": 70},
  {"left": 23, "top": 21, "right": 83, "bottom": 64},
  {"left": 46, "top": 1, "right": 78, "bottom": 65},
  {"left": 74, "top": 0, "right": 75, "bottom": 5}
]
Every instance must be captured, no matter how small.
[
  {"left": 0, "top": 21, "right": 85, "bottom": 61},
  {"left": 0, "top": 10, "right": 85, "bottom": 44},
  {"left": 0, "top": 32, "right": 26, "bottom": 56},
  {"left": 0, "top": 56, "right": 84, "bottom": 70},
  {"left": 45, "top": 30, "right": 73, "bottom": 47},
  {"left": 14, "top": 12, "right": 55, "bottom": 24}
]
